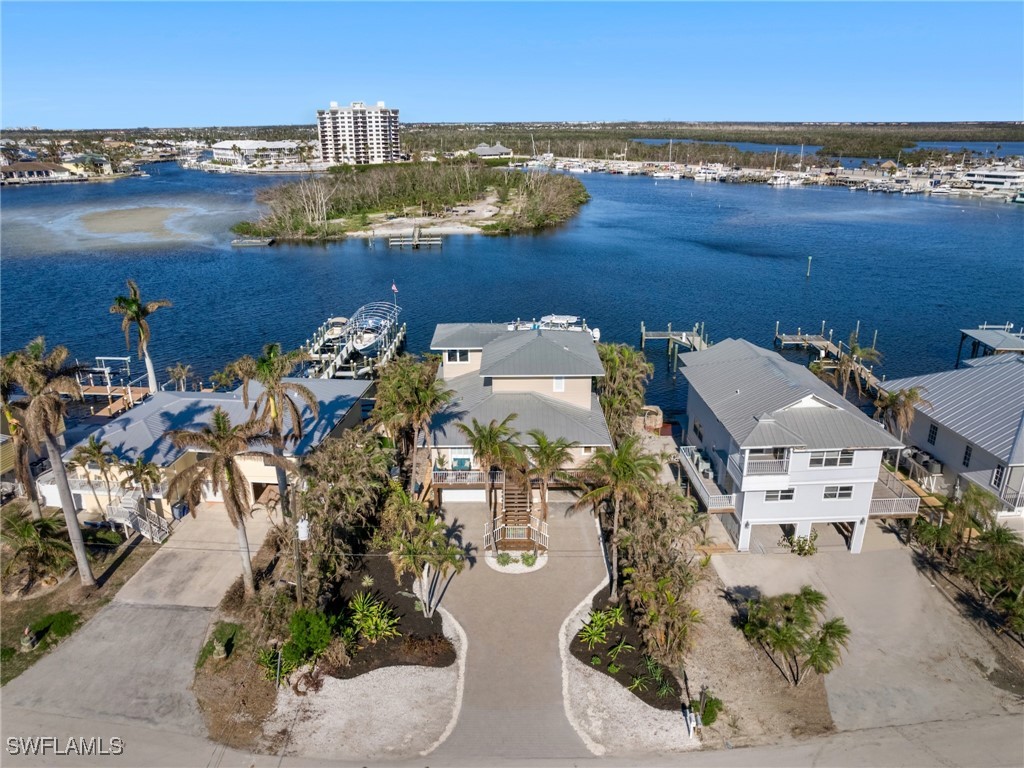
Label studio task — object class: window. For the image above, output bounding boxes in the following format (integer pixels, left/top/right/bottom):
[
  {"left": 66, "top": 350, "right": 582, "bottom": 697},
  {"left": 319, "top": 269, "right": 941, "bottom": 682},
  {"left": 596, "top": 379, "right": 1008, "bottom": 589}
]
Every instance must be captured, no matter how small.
[
  {"left": 993, "top": 465, "right": 1005, "bottom": 490},
  {"left": 446, "top": 349, "right": 469, "bottom": 363},
  {"left": 809, "top": 450, "right": 855, "bottom": 468},
  {"left": 553, "top": 376, "right": 565, "bottom": 393},
  {"left": 927, "top": 423, "right": 938, "bottom": 445},
  {"left": 765, "top": 488, "right": 795, "bottom": 502},
  {"left": 962, "top": 445, "right": 972, "bottom": 468},
  {"left": 824, "top": 485, "right": 854, "bottom": 500},
  {"left": 693, "top": 421, "right": 704, "bottom": 442},
  {"left": 582, "top": 445, "right": 595, "bottom": 455}
]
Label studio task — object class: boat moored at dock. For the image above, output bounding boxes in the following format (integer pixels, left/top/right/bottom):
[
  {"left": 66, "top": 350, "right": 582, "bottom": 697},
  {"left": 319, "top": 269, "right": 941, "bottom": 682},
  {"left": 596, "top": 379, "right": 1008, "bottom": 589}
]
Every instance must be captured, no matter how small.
[{"left": 304, "top": 301, "right": 405, "bottom": 379}]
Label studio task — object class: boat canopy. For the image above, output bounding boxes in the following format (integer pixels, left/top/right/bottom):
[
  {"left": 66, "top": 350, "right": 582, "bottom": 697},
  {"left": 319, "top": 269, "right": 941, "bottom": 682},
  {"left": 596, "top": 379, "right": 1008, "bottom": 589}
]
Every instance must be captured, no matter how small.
[{"left": 345, "top": 302, "right": 401, "bottom": 342}]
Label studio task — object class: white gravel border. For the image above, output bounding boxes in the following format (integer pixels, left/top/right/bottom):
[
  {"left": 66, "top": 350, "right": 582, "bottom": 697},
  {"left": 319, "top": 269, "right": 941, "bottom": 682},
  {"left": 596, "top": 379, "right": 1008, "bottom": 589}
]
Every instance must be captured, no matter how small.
[
  {"left": 483, "top": 551, "right": 548, "bottom": 574},
  {"left": 264, "top": 608, "right": 466, "bottom": 760}
]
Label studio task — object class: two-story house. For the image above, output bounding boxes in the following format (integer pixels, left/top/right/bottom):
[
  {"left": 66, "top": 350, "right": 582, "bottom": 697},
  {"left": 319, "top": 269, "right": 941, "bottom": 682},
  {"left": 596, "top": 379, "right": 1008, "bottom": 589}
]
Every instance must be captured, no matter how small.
[
  {"left": 884, "top": 354, "right": 1024, "bottom": 525},
  {"left": 427, "top": 322, "right": 613, "bottom": 549},
  {"left": 677, "top": 339, "right": 911, "bottom": 554}
]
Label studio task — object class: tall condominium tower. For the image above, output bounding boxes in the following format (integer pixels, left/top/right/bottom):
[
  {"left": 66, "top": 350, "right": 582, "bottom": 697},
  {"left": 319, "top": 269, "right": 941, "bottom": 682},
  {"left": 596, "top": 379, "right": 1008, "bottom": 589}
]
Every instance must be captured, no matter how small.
[{"left": 316, "top": 100, "right": 400, "bottom": 165}]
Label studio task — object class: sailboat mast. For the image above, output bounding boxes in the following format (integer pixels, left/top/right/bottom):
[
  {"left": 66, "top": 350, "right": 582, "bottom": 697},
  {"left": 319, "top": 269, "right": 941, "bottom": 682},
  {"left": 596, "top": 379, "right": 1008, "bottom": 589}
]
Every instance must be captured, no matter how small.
[{"left": 669, "top": 138, "right": 673, "bottom": 163}]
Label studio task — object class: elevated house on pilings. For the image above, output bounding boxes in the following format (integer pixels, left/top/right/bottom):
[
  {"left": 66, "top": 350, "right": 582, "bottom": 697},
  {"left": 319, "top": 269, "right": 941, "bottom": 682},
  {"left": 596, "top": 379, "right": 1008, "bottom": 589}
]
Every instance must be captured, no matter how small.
[
  {"left": 676, "top": 339, "right": 913, "bottom": 554},
  {"left": 426, "top": 322, "right": 612, "bottom": 552}
]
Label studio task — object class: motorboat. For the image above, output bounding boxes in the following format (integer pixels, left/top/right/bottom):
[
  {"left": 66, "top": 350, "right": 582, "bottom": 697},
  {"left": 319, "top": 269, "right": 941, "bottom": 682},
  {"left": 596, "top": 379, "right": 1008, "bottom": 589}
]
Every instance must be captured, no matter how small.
[{"left": 506, "top": 314, "right": 601, "bottom": 342}]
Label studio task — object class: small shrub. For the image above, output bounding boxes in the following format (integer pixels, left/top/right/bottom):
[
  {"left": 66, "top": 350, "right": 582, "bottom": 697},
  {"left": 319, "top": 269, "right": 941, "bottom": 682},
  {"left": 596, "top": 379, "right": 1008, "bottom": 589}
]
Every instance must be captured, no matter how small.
[
  {"left": 607, "top": 661, "right": 622, "bottom": 675},
  {"left": 694, "top": 692, "right": 724, "bottom": 726},
  {"left": 496, "top": 552, "right": 517, "bottom": 567},
  {"left": 607, "top": 636, "right": 635, "bottom": 661},
  {"left": 32, "top": 611, "right": 79, "bottom": 642},
  {"left": 361, "top": 574, "right": 375, "bottom": 588},
  {"left": 628, "top": 674, "right": 649, "bottom": 692},
  {"left": 257, "top": 646, "right": 298, "bottom": 683},
  {"left": 657, "top": 679, "right": 676, "bottom": 699},
  {"left": 0, "top": 646, "right": 16, "bottom": 663},
  {"left": 590, "top": 654, "right": 602, "bottom": 666},
  {"left": 578, "top": 616, "right": 609, "bottom": 650},
  {"left": 348, "top": 591, "right": 401, "bottom": 644},
  {"left": 286, "top": 609, "right": 334, "bottom": 663},
  {"left": 779, "top": 529, "right": 819, "bottom": 556},
  {"left": 642, "top": 654, "right": 665, "bottom": 683},
  {"left": 520, "top": 552, "right": 537, "bottom": 567},
  {"left": 606, "top": 605, "right": 626, "bottom": 627}
]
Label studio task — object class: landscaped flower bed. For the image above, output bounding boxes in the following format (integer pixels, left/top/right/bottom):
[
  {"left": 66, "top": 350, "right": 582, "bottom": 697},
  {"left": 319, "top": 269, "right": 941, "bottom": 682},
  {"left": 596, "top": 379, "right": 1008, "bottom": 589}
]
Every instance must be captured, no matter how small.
[{"left": 569, "top": 592, "right": 682, "bottom": 711}]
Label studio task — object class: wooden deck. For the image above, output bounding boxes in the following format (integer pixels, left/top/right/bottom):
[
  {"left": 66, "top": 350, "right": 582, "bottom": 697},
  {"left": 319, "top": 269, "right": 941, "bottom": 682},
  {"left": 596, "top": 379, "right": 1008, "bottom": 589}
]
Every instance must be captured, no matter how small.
[
  {"left": 81, "top": 385, "right": 149, "bottom": 417},
  {"left": 773, "top": 323, "right": 887, "bottom": 396}
]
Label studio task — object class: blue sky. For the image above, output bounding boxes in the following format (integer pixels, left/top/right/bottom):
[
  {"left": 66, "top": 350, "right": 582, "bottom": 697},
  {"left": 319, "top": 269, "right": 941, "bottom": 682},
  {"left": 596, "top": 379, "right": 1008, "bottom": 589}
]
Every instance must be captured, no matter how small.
[{"left": 2, "top": 2, "right": 1021, "bottom": 128}]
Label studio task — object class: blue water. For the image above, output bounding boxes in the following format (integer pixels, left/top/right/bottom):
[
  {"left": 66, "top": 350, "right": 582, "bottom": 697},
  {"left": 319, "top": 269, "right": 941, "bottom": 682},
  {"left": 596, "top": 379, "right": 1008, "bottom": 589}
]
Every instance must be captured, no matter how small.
[{"left": 2, "top": 164, "right": 1022, "bottom": 421}]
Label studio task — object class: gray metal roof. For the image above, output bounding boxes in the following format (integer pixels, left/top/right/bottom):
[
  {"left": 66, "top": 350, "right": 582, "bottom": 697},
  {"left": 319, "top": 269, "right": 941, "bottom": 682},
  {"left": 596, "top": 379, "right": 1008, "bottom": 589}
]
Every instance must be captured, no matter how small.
[
  {"left": 431, "top": 323, "right": 509, "bottom": 349},
  {"left": 680, "top": 339, "right": 900, "bottom": 450},
  {"left": 480, "top": 329, "right": 604, "bottom": 377},
  {"left": 65, "top": 378, "right": 370, "bottom": 467},
  {"left": 884, "top": 354, "right": 1024, "bottom": 465},
  {"left": 960, "top": 328, "right": 1024, "bottom": 352},
  {"left": 430, "top": 372, "right": 612, "bottom": 448}
]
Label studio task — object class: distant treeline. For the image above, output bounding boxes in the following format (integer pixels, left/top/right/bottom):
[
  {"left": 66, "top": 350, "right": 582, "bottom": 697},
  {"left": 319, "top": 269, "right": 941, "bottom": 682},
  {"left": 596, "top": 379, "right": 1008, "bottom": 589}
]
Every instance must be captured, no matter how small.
[{"left": 233, "top": 161, "right": 590, "bottom": 239}]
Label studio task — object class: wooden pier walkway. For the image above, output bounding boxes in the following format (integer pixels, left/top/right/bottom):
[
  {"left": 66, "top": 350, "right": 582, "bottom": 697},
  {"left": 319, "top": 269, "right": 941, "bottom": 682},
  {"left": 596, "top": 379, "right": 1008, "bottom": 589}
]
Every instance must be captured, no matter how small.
[
  {"left": 388, "top": 227, "right": 442, "bottom": 249},
  {"left": 80, "top": 385, "right": 150, "bottom": 418},
  {"left": 773, "top": 321, "right": 888, "bottom": 397}
]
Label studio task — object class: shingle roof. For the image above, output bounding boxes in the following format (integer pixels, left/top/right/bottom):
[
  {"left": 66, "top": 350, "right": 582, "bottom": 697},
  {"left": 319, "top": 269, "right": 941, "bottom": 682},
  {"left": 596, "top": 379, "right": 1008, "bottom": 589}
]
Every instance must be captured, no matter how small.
[
  {"left": 431, "top": 323, "right": 509, "bottom": 349},
  {"left": 480, "top": 330, "right": 604, "bottom": 377},
  {"left": 430, "top": 372, "right": 612, "bottom": 448},
  {"left": 884, "top": 354, "right": 1024, "bottom": 464},
  {"left": 680, "top": 338, "right": 900, "bottom": 450},
  {"left": 64, "top": 378, "right": 370, "bottom": 467}
]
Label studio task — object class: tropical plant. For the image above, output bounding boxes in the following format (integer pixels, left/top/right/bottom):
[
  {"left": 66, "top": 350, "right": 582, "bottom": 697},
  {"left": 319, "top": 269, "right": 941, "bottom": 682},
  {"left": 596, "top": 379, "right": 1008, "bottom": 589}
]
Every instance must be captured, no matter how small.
[
  {"left": 0, "top": 508, "right": 73, "bottom": 589},
  {"left": 874, "top": 387, "right": 932, "bottom": 443},
  {"left": 166, "top": 408, "right": 291, "bottom": 598},
  {"left": 68, "top": 436, "right": 116, "bottom": 513},
  {"left": 347, "top": 591, "right": 401, "bottom": 644},
  {"left": 524, "top": 429, "right": 579, "bottom": 523},
  {"left": 209, "top": 367, "right": 237, "bottom": 392},
  {"left": 166, "top": 362, "right": 193, "bottom": 392},
  {"left": 742, "top": 586, "right": 850, "bottom": 686},
  {"left": 779, "top": 529, "right": 819, "bottom": 556},
  {"left": 109, "top": 279, "right": 172, "bottom": 394},
  {"left": 596, "top": 343, "right": 653, "bottom": 441},
  {"left": 389, "top": 511, "right": 466, "bottom": 618},
  {"left": 456, "top": 414, "right": 522, "bottom": 522},
  {"left": 578, "top": 609, "right": 612, "bottom": 649},
  {"left": 376, "top": 480, "right": 425, "bottom": 547},
  {"left": 405, "top": 368, "right": 455, "bottom": 498},
  {"left": 119, "top": 456, "right": 161, "bottom": 495},
  {"left": 835, "top": 331, "right": 881, "bottom": 398},
  {"left": 232, "top": 343, "right": 317, "bottom": 520},
  {"left": 578, "top": 434, "right": 660, "bottom": 601},
  {"left": 607, "top": 636, "right": 635, "bottom": 661},
  {"left": 0, "top": 352, "right": 41, "bottom": 519},
  {"left": 3, "top": 338, "right": 94, "bottom": 586}
]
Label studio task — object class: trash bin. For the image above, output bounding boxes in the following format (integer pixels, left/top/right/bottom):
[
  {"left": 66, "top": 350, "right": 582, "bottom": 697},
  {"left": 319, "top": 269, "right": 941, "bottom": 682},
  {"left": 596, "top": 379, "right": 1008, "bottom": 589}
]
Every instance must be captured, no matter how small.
[{"left": 172, "top": 501, "right": 189, "bottom": 520}]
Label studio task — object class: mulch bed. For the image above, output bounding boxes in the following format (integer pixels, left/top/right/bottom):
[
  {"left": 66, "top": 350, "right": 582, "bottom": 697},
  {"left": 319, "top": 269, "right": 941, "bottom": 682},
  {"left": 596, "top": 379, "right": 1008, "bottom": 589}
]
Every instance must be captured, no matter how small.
[
  {"left": 569, "top": 591, "right": 683, "bottom": 711},
  {"left": 326, "top": 550, "right": 455, "bottom": 678}
]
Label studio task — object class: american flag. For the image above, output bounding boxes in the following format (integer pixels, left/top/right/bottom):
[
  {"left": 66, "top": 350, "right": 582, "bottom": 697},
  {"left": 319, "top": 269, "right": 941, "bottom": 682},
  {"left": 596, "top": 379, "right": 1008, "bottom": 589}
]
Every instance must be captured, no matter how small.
[{"left": 391, "top": 281, "right": 398, "bottom": 294}]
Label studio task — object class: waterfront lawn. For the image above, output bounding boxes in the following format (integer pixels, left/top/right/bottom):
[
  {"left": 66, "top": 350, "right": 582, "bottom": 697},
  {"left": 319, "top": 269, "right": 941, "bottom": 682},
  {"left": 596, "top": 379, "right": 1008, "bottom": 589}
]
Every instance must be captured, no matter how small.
[{"left": 0, "top": 524, "right": 160, "bottom": 686}]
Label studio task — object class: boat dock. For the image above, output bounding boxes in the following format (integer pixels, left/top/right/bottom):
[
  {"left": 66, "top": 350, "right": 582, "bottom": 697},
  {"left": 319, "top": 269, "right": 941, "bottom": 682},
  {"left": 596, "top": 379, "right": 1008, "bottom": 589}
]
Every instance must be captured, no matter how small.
[
  {"left": 640, "top": 322, "right": 710, "bottom": 372},
  {"left": 75, "top": 356, "right": 150, "bottom": 417},
  {"left": 388, "top": 227, "right": 443, "bottom": 249},
  {"left": 773, "top": 320, "right": 888, "bottom": 396},
  {"left": 304, "top": 302, "right": 406, "bottom": 380}
]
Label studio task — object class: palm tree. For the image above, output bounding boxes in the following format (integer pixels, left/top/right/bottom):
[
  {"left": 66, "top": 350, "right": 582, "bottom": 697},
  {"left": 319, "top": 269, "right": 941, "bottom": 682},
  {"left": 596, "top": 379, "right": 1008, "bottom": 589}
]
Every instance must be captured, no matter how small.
[
  {"left": 119, "top": 456, "right": 161, "bottom": 496},
  {"left": 836, "top": 332, "right": 881, "bottom": 398},
  {"left": 456, "top": 414, "right": 521, "bottom": 520},
  {"left": 166, "top": 362, "right": 193, "bottom": 392},
  {"left": 875, "top": 387, "right": 932, "bottom": 443},
  {"left": 578, "top": 434, "right": 660, "bottom": 601},
  {"left": 1, "top": 507, "right": 74, "bottom": 591},
  {"left": 406, "top": 369, "right": 455, "bottom": 498},
  {"left": 596, "top": 343, "right": 653, "bottom": 440},
  {"left": 1, "top": 353, "right": 41, "bottom": 520},
  {"left": 209, "top": 367, "right": 237, "bottom": 392},
  {"left": 232, "top": 343, "right": 316, "bottom": 521},
  {"left": 110, "top": 279, "right": 173, "bottom": 394},
  {"left": 524, "top": 429, "right": 578, "bottom": 523},
  {"left": 798, "top": 616, "right": 851, "bottom": 685},
  {"left": 166, "top": 408, "right": 290, "bottom": 598},
  {"left": 69, "top": 436, "right": 115, "bottom": 513},
  {"left": 6, "top": 337, "right": 95, "bottom": 586},
  {"left": 389, "top": 512, "right": 466, "bottom": 618}
]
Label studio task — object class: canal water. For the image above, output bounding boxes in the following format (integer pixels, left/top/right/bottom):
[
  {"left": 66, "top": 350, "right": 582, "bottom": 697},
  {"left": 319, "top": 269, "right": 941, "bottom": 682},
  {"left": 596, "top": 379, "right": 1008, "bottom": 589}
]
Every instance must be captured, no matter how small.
[{"left": 2, "top": 164, "right": 1021, "bottom": 423}]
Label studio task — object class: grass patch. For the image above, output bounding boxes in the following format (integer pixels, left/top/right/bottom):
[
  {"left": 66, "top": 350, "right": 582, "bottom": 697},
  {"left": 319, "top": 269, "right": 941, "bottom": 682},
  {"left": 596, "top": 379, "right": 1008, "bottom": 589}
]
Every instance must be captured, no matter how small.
[
  {"left": 31, "top": 610, "right": 80, "bottom": 642},
  {"left": 196, "top": 621, "right": 243, "bottom": 669}
]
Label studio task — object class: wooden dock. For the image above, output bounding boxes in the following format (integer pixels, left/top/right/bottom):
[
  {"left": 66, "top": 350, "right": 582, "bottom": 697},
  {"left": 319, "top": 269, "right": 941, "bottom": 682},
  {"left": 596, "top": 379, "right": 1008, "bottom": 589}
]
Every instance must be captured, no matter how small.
[
  {"left": 640, "top": 322, "right": 710, "bottom": 372},
  {"left": 773, "top": 321, "right": 888, "bottom": 396},
  {"left": 388, "top": 227, "right": 442, "bottom": 249},
  {"left": 81, "top": 385, "right": 150, "bottom": 418}
]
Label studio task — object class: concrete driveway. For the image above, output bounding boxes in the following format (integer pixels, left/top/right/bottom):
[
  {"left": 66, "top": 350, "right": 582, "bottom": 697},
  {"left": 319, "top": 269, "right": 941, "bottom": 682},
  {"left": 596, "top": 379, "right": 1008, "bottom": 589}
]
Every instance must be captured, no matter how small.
[
  {"left": 712, "top": 542, "right": 1024, "bottom": 731},
  {"left": 2, "top": 503, "right": 278, "bottom": 743}
]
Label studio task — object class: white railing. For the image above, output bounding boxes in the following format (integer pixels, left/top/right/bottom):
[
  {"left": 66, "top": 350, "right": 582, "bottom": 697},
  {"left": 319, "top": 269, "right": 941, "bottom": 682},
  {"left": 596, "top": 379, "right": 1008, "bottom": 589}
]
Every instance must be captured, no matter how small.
[
  {"left": 1001, "top": 489, "right": 1024, "bottom": 513},
  {"left": 678, "top": 446, "right": 736, "bottom": 510},
  {"left": 745, "top": 457, "right": 790, "bottom": 475},
  {"left": 869, "top": 496, "right": 920, "bottom": 517},
  {"left": 483, "top": 514, "right": 548, "bottom": 551},
  {"left": 433, "top": 470, "right": 504, "bottom": 486},
  {"left": 107, "top": 490, "right": 170, "bottom": 543}
]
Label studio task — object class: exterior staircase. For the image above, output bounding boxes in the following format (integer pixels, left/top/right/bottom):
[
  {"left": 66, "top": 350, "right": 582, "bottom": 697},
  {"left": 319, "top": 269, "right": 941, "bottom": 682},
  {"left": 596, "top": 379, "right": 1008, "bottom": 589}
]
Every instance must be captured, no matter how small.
[
  {"left": 107, "top": 489, "right": 170, "bottom": 544},
  {"left": 484, "top": 472, "right": 548, "bottom": 553}
]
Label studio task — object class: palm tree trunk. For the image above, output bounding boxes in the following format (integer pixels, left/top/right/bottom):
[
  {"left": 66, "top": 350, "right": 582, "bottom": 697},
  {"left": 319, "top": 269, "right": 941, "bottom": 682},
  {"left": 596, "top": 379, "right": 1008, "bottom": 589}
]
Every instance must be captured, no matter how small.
[
  {"left": 273, "top": 444, "right": 290, "bottom": 522},
  {"left": 14, "top": 438, "right": 42, "bottom": 520},
  {"left": 142, "top": 341, "right": 158, "bottom": 394},
  {"left": 540, "top": 479, "right": 550, "bottom": 523},
  {"left": 409, "top": 424, "right": 421, "bottom": 497},
  {"left": 43, "top": 433, "right": 96, "bottom": 587},
  {"left": 609, "top": 496, "right": 621, "bottom": 602},
  {"left": 235, "top": 518, "right": 255, "bottom": 598}
]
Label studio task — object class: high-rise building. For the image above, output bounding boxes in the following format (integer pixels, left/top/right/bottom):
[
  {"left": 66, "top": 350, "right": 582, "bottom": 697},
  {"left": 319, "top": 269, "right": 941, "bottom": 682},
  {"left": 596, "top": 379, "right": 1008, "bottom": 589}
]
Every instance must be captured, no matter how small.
[{"left": 316, "top": 101, "right": 400, "bottom": 165}]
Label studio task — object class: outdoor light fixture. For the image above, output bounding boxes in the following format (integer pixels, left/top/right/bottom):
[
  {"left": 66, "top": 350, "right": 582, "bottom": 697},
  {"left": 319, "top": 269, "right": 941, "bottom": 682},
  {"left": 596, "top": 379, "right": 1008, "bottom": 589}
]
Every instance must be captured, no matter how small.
[
  {"left": 744, "top": 521, "right": 750, "bottom": 529},
  {"left": 297, "top": 518, "right": 310, "bottom": 542}
]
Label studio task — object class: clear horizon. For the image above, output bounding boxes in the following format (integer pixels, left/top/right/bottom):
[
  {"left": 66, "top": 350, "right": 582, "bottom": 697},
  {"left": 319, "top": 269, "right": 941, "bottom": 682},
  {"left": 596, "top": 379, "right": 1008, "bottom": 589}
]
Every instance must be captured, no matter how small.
[{"left": 2, "top": 1, "right": 1022, "bottom": 130}]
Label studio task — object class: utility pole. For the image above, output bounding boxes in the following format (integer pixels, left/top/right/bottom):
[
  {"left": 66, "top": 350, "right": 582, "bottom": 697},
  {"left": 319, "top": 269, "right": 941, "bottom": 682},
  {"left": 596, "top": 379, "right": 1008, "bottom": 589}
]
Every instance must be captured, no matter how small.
[{"left": 295, "top": 517, "right": 309, "bottom": 608}]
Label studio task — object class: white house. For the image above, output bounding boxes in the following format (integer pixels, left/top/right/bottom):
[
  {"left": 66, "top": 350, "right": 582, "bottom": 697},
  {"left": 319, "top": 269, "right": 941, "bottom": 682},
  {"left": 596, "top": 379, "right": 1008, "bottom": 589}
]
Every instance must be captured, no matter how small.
[
  {"left": 883, "top": 354, "right": 1024, "bottom": 523},
  {"left": 211, "top": 140, "right": 301, "bottom": 166},
  {"left": 471, "top": 143, "right": 514, "bottom": 159},
  {"left": 677, "top": 339, "right": 911, "bottom": 554}
]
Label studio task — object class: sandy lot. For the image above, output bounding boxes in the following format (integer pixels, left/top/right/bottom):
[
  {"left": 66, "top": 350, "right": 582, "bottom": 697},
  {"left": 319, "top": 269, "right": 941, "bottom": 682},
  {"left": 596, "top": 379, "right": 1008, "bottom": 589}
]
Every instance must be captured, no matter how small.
[
  {"left": 79, "top": 206, "right": 193, "bottom": 238},
  {"left": 712, "top": 547, "right": 1024, "bottom": 732},
  {"left": 344, "top": 193, "right": 503, "bottom": 237}
]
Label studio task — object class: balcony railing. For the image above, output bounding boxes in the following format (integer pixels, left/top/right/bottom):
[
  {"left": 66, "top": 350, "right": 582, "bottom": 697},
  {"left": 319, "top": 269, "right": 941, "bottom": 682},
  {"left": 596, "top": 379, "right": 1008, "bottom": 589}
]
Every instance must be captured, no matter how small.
[
  {"left": 678, "top": 446, "right": 737, "bottom": 511},
  {"left": 869, "top": 496, "right": 920, "bottom": 517},
  {"left": 1000, "top": 489, "right": 1024, "bottom": 512},
  {"left": 432, "top": 470, "right": 503, "bottom": 486},
  {"left": 728, "top": 453, "right": 790, "bottom": 477}
]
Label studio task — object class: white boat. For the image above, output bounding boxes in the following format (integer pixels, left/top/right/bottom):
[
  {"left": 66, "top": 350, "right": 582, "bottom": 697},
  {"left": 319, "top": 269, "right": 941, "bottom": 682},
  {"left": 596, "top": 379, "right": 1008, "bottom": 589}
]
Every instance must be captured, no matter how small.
[
  {"left": 506, "top": 314, "right": 600, "bottom": 342},
  {"left": 345, "top": 302, "right": 402, "bottom": 356},
  {"left": 767, "top": 172, "right": 790, "bottom": 186},
  {"left": 566, "top": 166, "right": 592, "bottom": 174},
  {"left": 651, "top": 171, "right": 682, "bottom": 180},
  {"left": 231, "top": 237, "right": 276, "bottom": 247},
  {"left": 693, "top": 167, "right": 718, "bottom": 182}
]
